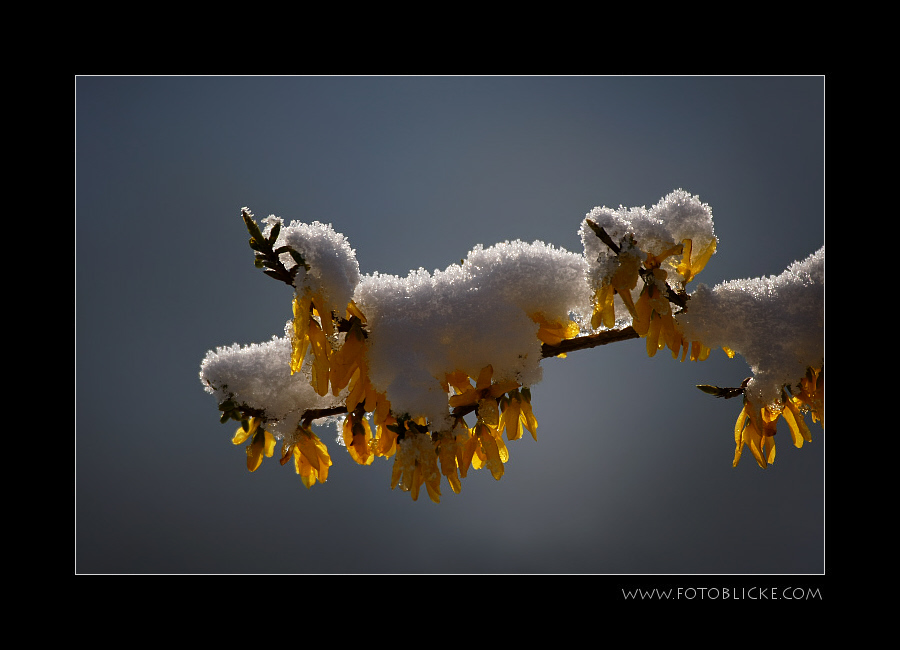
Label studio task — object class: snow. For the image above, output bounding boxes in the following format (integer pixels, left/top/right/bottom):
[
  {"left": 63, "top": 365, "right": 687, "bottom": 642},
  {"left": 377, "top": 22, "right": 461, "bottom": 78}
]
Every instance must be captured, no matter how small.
[
  {"left": 199, "top": 322, "right": 345, "bottom": 440},
  {"left": 353, "top": 240, "right": 591, "bottom": 427},
  {"left": 261, "top": 215, "right": 361, "bottom": 317}
]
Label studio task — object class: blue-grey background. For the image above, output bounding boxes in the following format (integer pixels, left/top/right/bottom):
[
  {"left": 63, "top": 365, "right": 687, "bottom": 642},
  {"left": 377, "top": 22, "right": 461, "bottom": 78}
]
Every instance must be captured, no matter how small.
[{"left": 76, "top": 76, "right": 824, "bottom": 575}]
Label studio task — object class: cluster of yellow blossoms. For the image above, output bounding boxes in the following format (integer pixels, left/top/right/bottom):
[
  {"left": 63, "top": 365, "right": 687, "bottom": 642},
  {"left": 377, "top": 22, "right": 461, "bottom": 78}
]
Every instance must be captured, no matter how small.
[
  {"left": 589, "top": 232, "right": 716, "bottom": 362},
  {"left": 732, "top": 366, "right": 824, "bottom": 468},
  {"left": 229, "top": 286, "right": 565, "bottom": 503}
]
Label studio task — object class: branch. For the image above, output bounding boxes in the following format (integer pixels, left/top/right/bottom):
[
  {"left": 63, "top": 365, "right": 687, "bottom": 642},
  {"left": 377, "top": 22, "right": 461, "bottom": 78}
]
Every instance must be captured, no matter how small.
[
  {"left": 301, "top": 406, "right": 350, "bottom": 428},
  {"left": 541, "top": 326, "right": 640, "bottom": 358}
]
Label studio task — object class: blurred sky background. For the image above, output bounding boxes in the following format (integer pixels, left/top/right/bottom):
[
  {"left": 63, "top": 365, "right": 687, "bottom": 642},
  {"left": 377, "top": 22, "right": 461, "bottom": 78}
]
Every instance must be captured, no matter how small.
[{"left": 75, "top": 76, "right": 824, "bottom": 575}]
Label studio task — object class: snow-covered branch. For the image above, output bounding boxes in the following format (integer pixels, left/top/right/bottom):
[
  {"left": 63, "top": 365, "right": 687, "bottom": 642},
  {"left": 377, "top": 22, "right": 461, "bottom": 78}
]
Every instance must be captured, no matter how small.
[{"left": 200, "top": 190, "right": 824, "bottom": 502}]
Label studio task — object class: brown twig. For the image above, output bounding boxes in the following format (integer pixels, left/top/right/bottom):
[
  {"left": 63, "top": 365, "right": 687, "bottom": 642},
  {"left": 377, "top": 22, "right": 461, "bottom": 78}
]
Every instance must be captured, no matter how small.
[
  {"left": 300, "top": 406, "right": 348, "bottom": 428},
  {"left": 541, "top": 326, "right": 640, "bottom": 358}
]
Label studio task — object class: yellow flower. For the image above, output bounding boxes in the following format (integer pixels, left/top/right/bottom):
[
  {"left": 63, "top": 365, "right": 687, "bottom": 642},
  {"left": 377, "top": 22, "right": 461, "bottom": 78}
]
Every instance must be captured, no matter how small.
[
  {"left": 798, "top": 367, "right": 824, "bottom": 425},
  {"left": 280, "top": 426, "right": 332, "bottom": 488},
  {"left": 232, "top": 417, "right": 276, "bottom": 472},
  {"left": 781, "top": 389, "right": 813, "bottom": 449},
  {"left": 290, "top": 290, "right": 336, "bottom": 395},
  {"left": 498, "top": 388, "right": 538, "bottom": 441},
  {"left": 470, "top": 420, "right": 508, "bottom": 481},
  {"left": 290, "top": 291, "right": 333, "bottom": 368},
  {"left": 342, "top": 408, "right": 374, "bottom": 466},
  {"left": 435, "top": 422, "right": 470, "bottom": 495},
  {"left": 733, "top": 398, "right": 778, "bottom": 468},
  {"left": 456, "top": 422, "right": 479, "bottom": 480},
  {"left": 608, "top": 240, "right": 644, "bottom": 319},
  {"left": 373, "top": 417, "right": 399, "bottom": 458},
  {"left": 675, "top": 237, "right": 716, "bottom": 285},
  {"left": 390, "top": 422, "right": 442, "bottom": 503},
  {"left": 591, "top": 282, "right": 617, "bottom": 330},
  {"left": 690, "top": 340, "right": 711, "bottom": 361},
  {"left": 644, "top": 242, "right": 685, "bottom": 272},
  {"left": 630, "top": 257, "right": 675, "bottom": 334},
  {"left": 531, "top": 312, "right": 580, "bottom": 347},
  {"left": 343, "top": 350, "right": 390, "bottom": 419},
  {"left": 447, "top": 365, "right": 520, "bottom": 425},
  {"left": 329, "top": 316, "right": 367, "bottom": 396}
]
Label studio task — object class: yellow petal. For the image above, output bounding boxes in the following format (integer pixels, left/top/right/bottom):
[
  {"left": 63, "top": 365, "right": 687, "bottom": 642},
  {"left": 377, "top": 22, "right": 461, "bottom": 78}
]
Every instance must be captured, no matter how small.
[
  {"left": 291, "top": 294, "right": 312, "bottom": 374},
  {"left": 409, "top": 465, "right": 422, "bottom": 502},
  {"left": 246, "top": 430, "right": 267, "bottom": 472},
  {"left": 649, "top": 242, "right": 684, "bottom": 267},
  {"left": 457, "top": 428, "right": 478, "bottom": 478},
  {"left": 313, "top": 436, "right": 332, "bottom": 483},
  {"left": 346, "top": 300, "right": 367, "bottom": 323},
  {"left": 345, "top": 367, "right": 365, "bottom": 412},
  {"left": 632, "top": 290, "right": 652, "bottom": 336},
  {"left": 295, "top": 433, "right": 323, "bottom": 475},
  {"left": 449, "top": 388, "right": 478, "bottom": 408},
  {"left": 611, "top": 251, "right": 642, "bottom": 297},
  {"left": 374, "top": 423, "right": 398, "bottom": 458},
  {"left": 763, "top": 435, "right": 776, "bottom": 466},
  {"left": 592, "top": 284, "right": 616, "bottom": 330},
  {"left": 445, "top": 370, "right": 472, "bottom": 395},
  {"left": 690, "top": 340, "right": 710, "bottom": 362},
  {"left": 294, "top": 452, "right": 318, "bottom": 488},
  {"left": 390, "top": 454, "right": 403, "bottom": 490},
  {"left": 501, "top": 398, "right": 523, "bottom": 441},
  {"left": 781, "top": 401, "right": 805, "bottom": 448},
  {"left": 785, "top": 395, "right": 813, "bottom": 444},
  {"left": 675, "top": 238, "right": 694, "bottom": 282},
  {"left": 312, "top": 293, "right": 334, "bottom": 340},
  {"left": 690, "top": 238, "right": 716, "bottom": 279},
  {"left": 373, "top": 394, "right": 392, "bottom": 427},
  {"left": 661, "top": 313, "right": 678, "bottom": 353},
  {"left": 669, "top": 329, "right": 683, "bottom": 360},
  {"left": 308, "top": 319, "right": 331, "bottom": 396},
  {"left": 488, "top": 379, "right": 521, "bottom": 399},
  {"left": 733, "top": 407, "right": 747, "bottom": 467},
  {"left": 330, "top": 322, "right": 365, "bottom": 394},
  {"left": 520, "top": 399, "right": 538, "bottom": 441},
  {"left": 475, "top": 365, "right": 494, "bottom": 392},
  {"left": 646, "top": 314, "right": 662, "bottom": 357},
  {"left": 425, "top": 476, "right": 441, "bottom": 504},
  {"left": 232, "top": 423, "right": 252, "bottom": 445},
  {"left": 478, "top": 398, "right": 500, "bottom": 426},
  {"left": 263, "top": 430, "right": 276, "bottom": 457},
  {"left": 747, "top": 428, "right": 767, "bottom": 468},
  {"left": 476, "top": 423, "right": 505, "bottom": 481}
]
